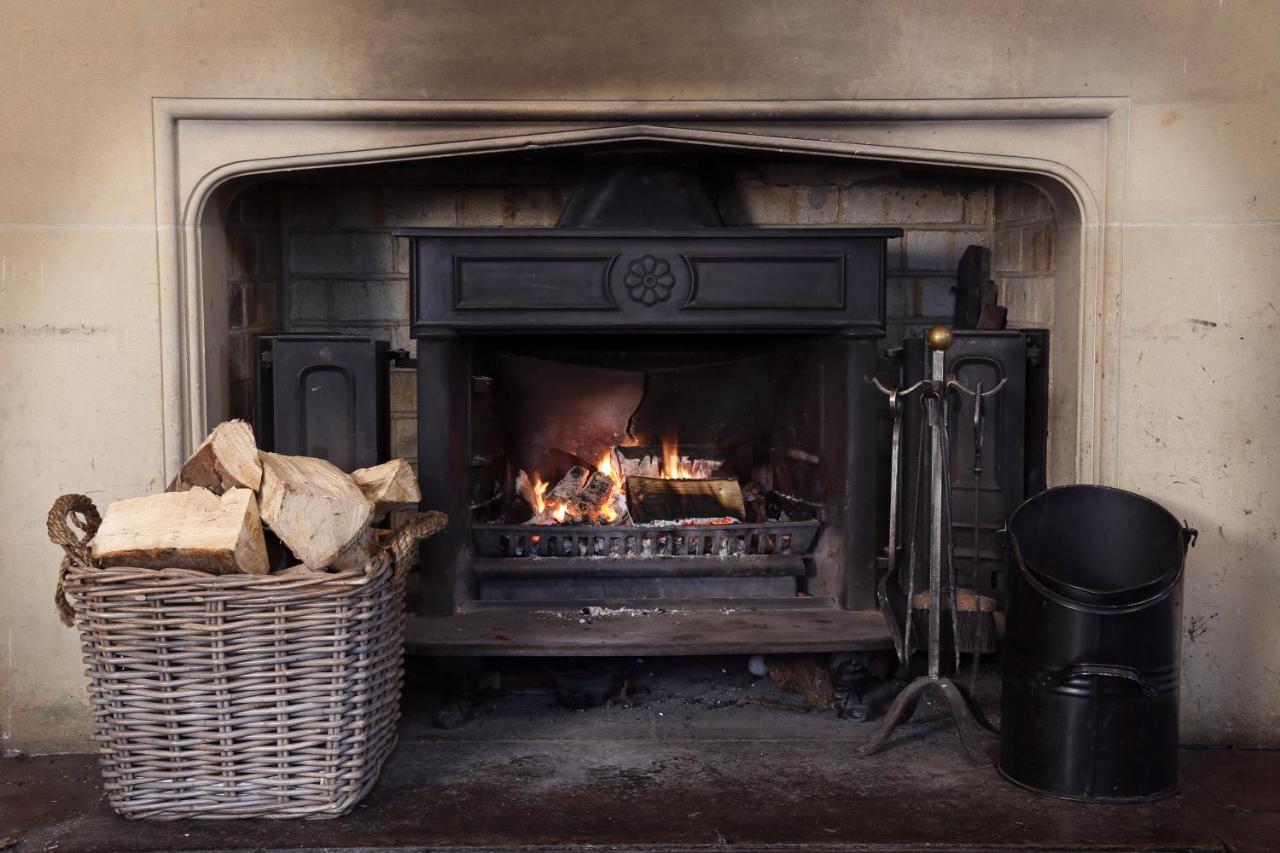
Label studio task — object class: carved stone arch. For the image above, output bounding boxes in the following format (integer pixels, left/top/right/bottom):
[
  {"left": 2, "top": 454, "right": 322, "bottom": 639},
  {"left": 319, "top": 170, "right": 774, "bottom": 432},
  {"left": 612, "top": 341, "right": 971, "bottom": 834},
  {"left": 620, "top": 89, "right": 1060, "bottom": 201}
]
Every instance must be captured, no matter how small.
[{"left": 155, "top": 98, "right": 1128, "bottom": 485}]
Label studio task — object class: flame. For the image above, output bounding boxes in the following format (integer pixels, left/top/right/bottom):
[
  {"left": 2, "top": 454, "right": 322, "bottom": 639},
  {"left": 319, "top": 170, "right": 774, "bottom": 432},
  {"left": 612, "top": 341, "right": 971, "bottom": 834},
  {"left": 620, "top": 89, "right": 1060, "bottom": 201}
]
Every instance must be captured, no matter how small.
[
  {"left": 522, "top": 470, "right": 571, "bottom": 523},
  {"left": 596, "top": 450, "right": 623, "bottom": 522},
  {"left": 661, "top": 432, "right": 694, "bottom": 479},
  {"left": 597, "top": 451, "right": 623, "bottom": 488},
  {"left": 531, "top": 474, "right": 548, "bottom": 515},
  {"left": 518, "top": 447, "right": 631, "bottom": 526}
]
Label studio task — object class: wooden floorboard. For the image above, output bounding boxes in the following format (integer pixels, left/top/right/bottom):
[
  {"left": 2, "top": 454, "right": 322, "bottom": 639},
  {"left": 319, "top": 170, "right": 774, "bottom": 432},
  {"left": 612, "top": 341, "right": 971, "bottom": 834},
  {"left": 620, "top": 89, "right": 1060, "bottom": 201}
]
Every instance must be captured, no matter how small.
[{"left": 405, "top": 605, "right": 894, "bottom": 656}]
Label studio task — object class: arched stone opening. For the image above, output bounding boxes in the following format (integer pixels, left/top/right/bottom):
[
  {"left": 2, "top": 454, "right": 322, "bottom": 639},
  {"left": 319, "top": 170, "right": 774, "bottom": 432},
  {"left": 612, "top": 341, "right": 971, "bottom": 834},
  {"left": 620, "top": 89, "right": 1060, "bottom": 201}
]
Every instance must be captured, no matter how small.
[{"left": 201, "top": 137, "right": 1082, "bottom": 486}]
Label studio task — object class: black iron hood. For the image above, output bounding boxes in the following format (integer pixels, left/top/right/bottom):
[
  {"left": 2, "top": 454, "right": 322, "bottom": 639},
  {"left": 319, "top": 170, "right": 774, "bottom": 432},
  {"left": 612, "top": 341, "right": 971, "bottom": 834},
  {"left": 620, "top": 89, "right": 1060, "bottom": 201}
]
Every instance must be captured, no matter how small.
[
  {"left": 557, "top": 156, "right": 724, "bottom": 228},
  {"left": 395, "top": 153, "right": 899, "bottom": 334}
]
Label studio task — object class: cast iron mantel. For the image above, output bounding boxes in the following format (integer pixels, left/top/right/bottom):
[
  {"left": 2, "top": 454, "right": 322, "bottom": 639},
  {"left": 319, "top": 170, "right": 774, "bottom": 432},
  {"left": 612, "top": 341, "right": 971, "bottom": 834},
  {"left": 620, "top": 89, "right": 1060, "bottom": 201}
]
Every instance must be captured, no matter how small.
[{"left": 397, "top": 227, "right": 901, "bottom": 335}]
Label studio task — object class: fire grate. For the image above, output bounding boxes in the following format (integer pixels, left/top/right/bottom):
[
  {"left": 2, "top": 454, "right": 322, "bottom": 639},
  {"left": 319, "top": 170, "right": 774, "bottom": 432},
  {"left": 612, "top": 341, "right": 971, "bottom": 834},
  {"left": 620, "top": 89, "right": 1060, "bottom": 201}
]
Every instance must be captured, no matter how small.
[{"left": 475, "top": 520, "right": 820, "bottom": 559}]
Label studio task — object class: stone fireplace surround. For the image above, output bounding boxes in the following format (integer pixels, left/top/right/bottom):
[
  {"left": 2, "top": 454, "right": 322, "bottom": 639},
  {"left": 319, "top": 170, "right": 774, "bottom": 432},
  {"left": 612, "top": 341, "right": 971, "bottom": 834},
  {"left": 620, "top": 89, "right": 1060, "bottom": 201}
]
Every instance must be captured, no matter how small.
[{"left": 165, "top": 97, "right": 1128, "bottom": 495}]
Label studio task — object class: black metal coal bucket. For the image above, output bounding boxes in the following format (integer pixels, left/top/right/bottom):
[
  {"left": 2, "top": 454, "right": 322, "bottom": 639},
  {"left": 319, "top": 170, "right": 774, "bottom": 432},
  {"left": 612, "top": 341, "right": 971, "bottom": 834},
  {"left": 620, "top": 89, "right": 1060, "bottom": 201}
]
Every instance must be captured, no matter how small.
[{"left": 1000, "top": 485, "right": 1196, "bottom": 802}]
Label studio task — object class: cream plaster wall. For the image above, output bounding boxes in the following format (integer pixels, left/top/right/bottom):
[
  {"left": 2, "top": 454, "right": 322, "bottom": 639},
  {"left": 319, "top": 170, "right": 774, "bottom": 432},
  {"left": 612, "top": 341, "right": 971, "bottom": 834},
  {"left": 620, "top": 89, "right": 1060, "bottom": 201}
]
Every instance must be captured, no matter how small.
[{"left": 1, "top": 0, "right": 1276, "bottom": 750}]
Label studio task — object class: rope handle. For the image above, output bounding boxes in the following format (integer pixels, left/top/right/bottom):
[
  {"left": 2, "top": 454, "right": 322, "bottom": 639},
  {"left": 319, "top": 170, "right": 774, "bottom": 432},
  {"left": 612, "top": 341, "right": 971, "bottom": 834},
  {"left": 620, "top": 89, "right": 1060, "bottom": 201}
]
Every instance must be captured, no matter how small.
[
  {"left": 382, "top": 510, "right": 448, "bottom": 582},
  {"left": 48, "top": 494, "right": 102, "bottom": 564},
  {"left": 48, "top": 494, "right": 102, "bottom": 627}
]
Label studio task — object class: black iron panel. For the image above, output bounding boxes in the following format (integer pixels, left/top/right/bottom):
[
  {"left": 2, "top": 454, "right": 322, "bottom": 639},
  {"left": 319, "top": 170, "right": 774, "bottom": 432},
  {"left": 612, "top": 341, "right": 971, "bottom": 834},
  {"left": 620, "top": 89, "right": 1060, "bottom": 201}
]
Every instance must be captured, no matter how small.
[
  {"left": 254, "top": 335, "right": 389, "bottom": 472},
  {"left": 685, "top": 255, "right": 845, "bottom": 309},
  {"left": 401, "top": 228, "right": 897, "bottom": 334},
  {"left": 454, "top": 255, "right": 616, "bottom": 309},
  {"left": 901, "top": 331, "right": 1044, "bottom": 604}
]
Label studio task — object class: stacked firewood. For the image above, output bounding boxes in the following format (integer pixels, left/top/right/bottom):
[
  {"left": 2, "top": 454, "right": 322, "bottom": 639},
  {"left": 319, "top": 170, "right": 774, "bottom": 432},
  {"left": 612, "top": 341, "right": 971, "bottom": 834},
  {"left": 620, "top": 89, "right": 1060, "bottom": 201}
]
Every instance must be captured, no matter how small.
[{"left": 88, "top": 420, "right": 421, "bottom": 575}]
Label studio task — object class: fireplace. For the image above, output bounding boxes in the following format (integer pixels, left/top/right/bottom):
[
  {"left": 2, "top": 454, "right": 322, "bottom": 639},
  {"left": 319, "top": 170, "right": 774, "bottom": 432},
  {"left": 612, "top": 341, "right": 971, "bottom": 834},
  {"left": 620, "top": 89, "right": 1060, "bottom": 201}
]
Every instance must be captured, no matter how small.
[
  {"left": 210, "top": 140, "right": 1063, "bottom": 656},
  {"left": 400, "top": 156, "right": 902, "bottom": 654}
]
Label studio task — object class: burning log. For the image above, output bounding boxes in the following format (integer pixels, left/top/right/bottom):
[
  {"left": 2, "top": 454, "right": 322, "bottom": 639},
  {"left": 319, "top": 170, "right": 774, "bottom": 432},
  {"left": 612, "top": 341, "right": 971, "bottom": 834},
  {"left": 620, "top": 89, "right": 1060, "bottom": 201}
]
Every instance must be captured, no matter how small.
[
  {"left": 518, "top": 460, "right": 632, "bottom": 526},
  {"left": 616, "top": 445, "right": 723, "bottom": 480},
  {"left": 571, "top": 470, "right": 615, "bottom": 519},
  {"left": 604, "top": 487, "right": 629, "bottom": 523},
  {"left": 625, "top": 476, "right": 746, "bottom": 523},
  {"left": 544, "top": 466, "right": 590, "bottom": 511}
]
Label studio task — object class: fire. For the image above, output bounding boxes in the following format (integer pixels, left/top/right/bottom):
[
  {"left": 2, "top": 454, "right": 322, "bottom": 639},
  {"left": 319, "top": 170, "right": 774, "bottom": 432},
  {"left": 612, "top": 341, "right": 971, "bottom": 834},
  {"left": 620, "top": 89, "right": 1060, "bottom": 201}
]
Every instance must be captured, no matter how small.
[
  {"left": 597, "top": 451, "right": 622, "bottom": 487},
  {"left": 596, "top": 450, "right": 623, "bottom": 522},
  {"left": 531, "top": 474, "right": 548, "bottom": 514},
  {"left": 529, "top": 474, "right": 566, "bottom": 523},
  {"left": 661, "top": 432, "right": 695, "bottom": 479},
  {"left": 519, "top": 434, "right": 707, "bottom": 526}
]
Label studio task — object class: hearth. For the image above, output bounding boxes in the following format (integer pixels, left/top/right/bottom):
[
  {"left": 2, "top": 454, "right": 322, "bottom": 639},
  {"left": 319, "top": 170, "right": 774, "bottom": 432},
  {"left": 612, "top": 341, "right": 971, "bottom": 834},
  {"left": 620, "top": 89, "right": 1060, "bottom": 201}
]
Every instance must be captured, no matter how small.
[{"left": 399, "top": 155, "right": 904, "bottom": 654}]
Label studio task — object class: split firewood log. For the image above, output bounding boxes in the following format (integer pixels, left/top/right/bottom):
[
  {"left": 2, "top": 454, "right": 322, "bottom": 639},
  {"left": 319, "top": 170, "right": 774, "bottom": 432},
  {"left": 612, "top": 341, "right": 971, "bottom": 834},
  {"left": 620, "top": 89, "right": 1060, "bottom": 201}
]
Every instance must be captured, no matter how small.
[
  {"left": 275, "top": 527, "right": 383, "bottom": 576},
  {"left": 625, "top": 476, "right": 746, "bottom": 523},
  {"left": 90, "top": 487, "right": 269, "bottom": 575},
  {"left": 571, "top": 470, "right": 615, "bottom": 519},
  {"left": 258, "top": 451, "right": 375, "bottom": 570},
  {"left": 275, "top": 563, "right": 320, "bottom": 577},
  {"left": 544, "top": 466, "right": 590, "bottom": 510},
  {"left": 351, "top": 459, "right": 421, "bottom": 516},
  {"left": 167, "top": 420, "right": 262, "bottom": 494},
  {"left": 330, "top": 527, "right": 378, "bottom": 574},
  {"left": 605, "top": 488, "right": 629, "bottom": 523},
  {"left": 616, "top": 445, "right": 723, "bottom": 480}
]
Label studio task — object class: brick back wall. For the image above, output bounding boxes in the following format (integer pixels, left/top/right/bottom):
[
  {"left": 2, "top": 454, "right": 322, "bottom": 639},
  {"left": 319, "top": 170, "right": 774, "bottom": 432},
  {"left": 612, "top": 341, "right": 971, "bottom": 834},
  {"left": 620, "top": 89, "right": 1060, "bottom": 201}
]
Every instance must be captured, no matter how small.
[
  {"left": 993, "top": 181, "right": 1057, "bottom": 326},
  {"left": 224, "top": 184, "right": 283, "bottom": 421},
  {"left": 717, "top": 162, "right": 994, "bottom": 344},
  {"left": 243, "top": 159, "right": 1055, "bottom": 463},
  {"left": 277, "top": 164, "right": 578, "bottom": 463}
]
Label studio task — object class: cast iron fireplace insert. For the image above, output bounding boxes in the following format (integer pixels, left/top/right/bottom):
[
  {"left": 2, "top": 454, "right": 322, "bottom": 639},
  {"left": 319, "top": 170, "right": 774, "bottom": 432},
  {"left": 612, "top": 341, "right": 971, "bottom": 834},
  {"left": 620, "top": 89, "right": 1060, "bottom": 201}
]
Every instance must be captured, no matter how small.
[{"left": 400, "top": 158, "right": 901, "bottom": 656}]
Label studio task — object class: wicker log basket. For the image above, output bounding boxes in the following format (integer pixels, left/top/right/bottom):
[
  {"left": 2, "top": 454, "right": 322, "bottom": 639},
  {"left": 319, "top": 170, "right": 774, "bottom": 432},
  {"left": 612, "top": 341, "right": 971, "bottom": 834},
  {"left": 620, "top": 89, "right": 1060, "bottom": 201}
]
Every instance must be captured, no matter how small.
[{"left": 48, "top": 493, "right": 446, "bottom": 820}]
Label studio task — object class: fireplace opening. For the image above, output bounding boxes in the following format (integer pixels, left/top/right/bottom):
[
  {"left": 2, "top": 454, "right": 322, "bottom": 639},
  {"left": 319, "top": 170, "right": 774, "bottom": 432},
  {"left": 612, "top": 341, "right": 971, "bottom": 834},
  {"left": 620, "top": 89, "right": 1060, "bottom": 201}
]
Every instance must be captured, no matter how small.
[
  {"left": 467, "top": 335, "right": 840, "bottom": 601},
  {"left": 207, "top": 142, "right": 1059, "bottom": 658}
]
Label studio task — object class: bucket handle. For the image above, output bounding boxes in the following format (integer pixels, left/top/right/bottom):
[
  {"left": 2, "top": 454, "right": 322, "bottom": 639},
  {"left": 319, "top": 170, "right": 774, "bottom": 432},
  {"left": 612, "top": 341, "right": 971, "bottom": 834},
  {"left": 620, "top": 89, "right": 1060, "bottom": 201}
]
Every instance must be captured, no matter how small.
[
  {"left": 1033, "top": 663, "right": 1157, "bottom": 697},
  {"left": 1002, "top": 519, "right": 1192, "bottom": 614}
]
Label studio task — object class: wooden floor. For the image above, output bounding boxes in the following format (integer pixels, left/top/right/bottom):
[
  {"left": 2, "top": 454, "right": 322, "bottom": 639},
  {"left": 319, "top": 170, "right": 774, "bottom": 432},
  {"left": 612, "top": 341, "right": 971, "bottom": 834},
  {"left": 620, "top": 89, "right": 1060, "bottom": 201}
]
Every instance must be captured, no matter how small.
[{"left": 405, "top": 603, "right": 895, "bottom": 656}]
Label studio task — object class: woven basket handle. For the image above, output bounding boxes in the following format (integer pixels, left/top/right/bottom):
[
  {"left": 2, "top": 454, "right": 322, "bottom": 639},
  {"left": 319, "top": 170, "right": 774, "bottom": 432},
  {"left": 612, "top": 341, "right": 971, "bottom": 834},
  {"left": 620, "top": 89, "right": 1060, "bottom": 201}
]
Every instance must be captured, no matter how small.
[
  {"left": 384, "top": 510, "right": 447, "bottom": 582},
  {"left": 48, "top": 494, "right": 102, "bottom": 627}
]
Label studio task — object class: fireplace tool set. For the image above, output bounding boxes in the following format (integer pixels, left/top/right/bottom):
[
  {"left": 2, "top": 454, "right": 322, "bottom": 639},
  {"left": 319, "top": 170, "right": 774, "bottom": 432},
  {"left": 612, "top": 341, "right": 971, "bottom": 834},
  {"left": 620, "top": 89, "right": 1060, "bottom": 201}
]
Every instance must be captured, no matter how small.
[{"left": 861, "top": 324, "right": 1005, "bottom": 765}]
